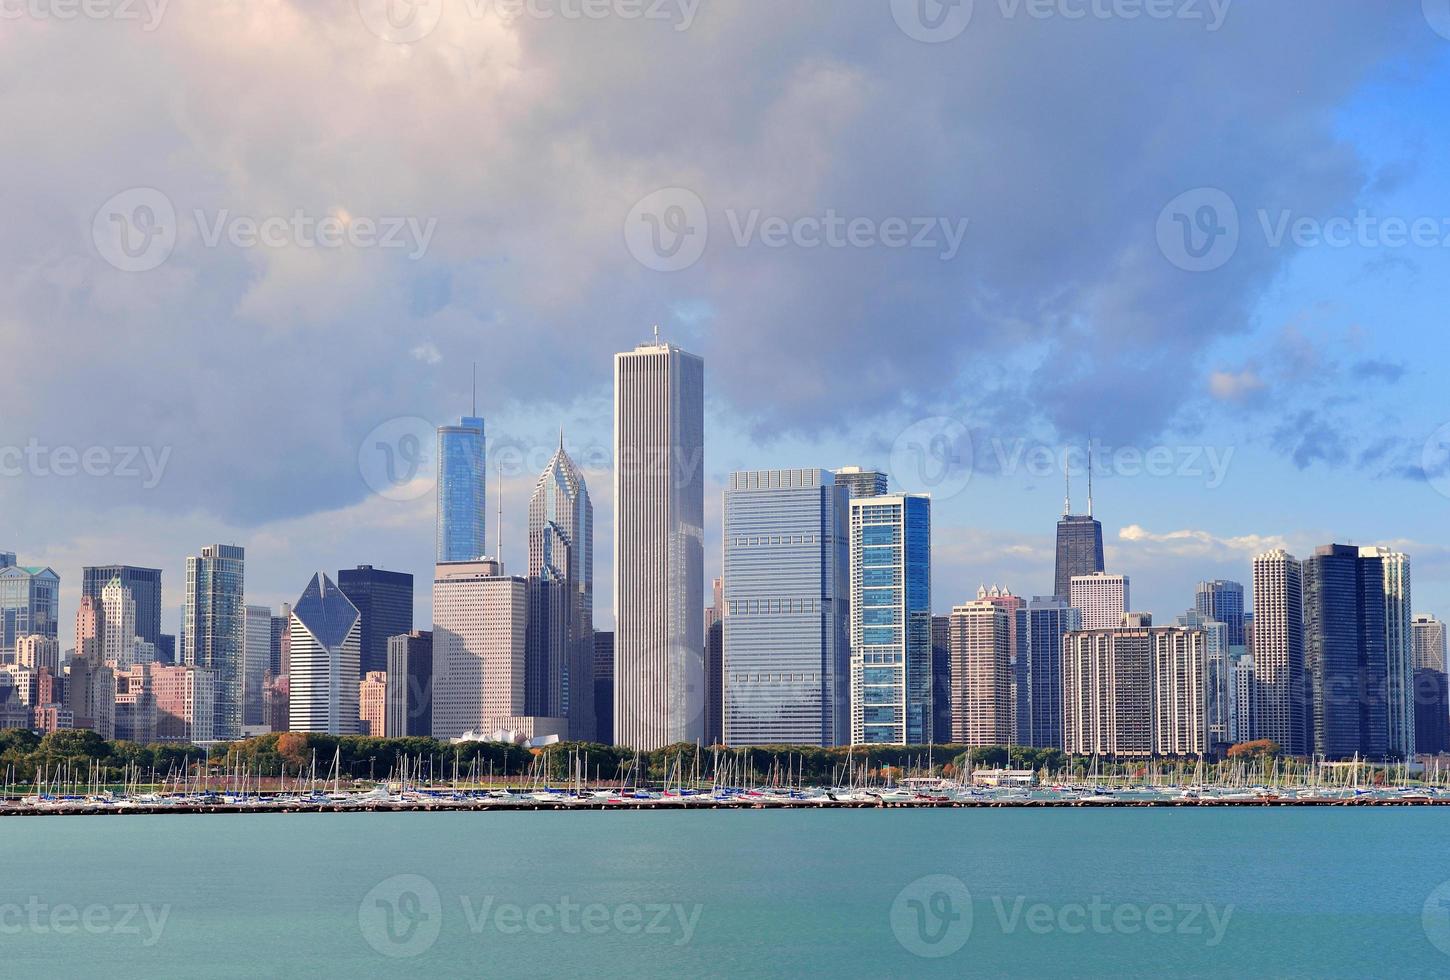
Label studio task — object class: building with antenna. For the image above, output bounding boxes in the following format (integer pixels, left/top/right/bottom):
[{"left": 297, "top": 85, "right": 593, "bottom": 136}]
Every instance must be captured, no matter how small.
[
  {"left": 436, "top": 370, "right": 487, "bottom": 563},
  {"left": 1053, "top": 449, "right": 1105, "bottom": 600}
]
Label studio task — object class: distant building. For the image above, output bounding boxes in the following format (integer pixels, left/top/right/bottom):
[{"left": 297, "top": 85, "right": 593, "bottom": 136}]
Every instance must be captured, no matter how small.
[
  {"left": 705, "top": 619, "right": 723, "bottom": 747},
  {"left": 931, "top": 615, "right": 951, "bottom": 744},
  {"left": 722, "top": 469, "right": 849, "bottom": 747},
  {"left": 1023, "top": 596, "right": 1080, "bottom": 749},
  {"left": 82, "top": 566, "right": 163, "bottom": 650},
  {"left": 1152, "top": 628, "right": 1210, "bottom": 757},
  {"left": 1361, "top": 547, "right": 1414, "bottom": 759},
  {"left": 1253, "top": 549, "right": 1308, "bottom": 756},
  {"left": 1195, "top": 580, "right": 1246, "bottom": 648},
  {"left": 264, "top": 675, "right": 289, "bottom": 734},
  {"left": 431, "top": 560, "right": 527, "bottom": 741},
  {"left": 153, "top": 664, "right": 216, "bottom": 743},
  {"left": 947, "top": 601, "right": 1013, "bottom": 747},
  {"left": 593, "top": 631, "right": 614, "bottom": 744},
  {"left": 243, "top": 605, "right": 272, "bottom": 730},
  {"left": 113, "top": 665, "right": 156, "bottom": 744},
  {"left": 1176, "top": 610, "right": 1230, "bottom": 751},
  {"left": 65, "top": 654, "right": 115, "bottom": 739},
  {"left": 183, "top": 544, "right": 245, "bottom": 741},
  {"left": 0, "top": 552, "right": 13, "bottom": 568},
  {"left": 385, "top": 631, "right": 433, "bottom": 738},
  {"left": 1414, "top": 615, "right": 1448, "bottom": 673},
  {"left": 359, "top": 671, "right": 387, "bottom": 736},
  {"left": 1228, "top": 651, "right": 1255, "bottom": 744},
  {"left": 1069, "top": 572, "right": 1129, "bottom": 631},
  {"left": 975, "top": 586, "right": 1025, "bottom": 743},
  {"left": 338, "top": 566, "right": 414, "bottom": 679},
  {"left": 436, "top": 416, "right": 487, "bottom": 564},
  {"left": 156, "top": 634, "right": 176, "bottom": 666},
  {"left": 288, "top": 573, "right": 361, "bottom": 736},
  {"left": 849, "top": 494, "right": 931, "bottom": 746},
  {"left": 270, "top": 607, "right": 290, "bottom": 677},
  {"left": 15, "top": 634, "right": 60, "bottom": 675},
  {"left": 1414, "top": 668, "right": 1450, "bottom": 756},
  {"left": 1, "top": 563, "right": 60, "bottom": 661},
  {"left": 1303, "top": 545, "right": 1389, "bottom": 761},
  {"left": 834, "top": 466, "right": 888, "bottom": 500}
]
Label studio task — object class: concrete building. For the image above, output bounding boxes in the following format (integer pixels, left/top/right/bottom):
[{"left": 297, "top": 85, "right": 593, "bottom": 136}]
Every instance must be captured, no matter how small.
[
  {"left": 359, "top": 671, "right": 387, "bottom": 736},
  {"left": 385, "top": 631, "right": 433, "bottom": 738},
  {"left": 1413, "top": 614, "right": 1448, "bottom": 672},
  {"left": 153, "top": 664, "right": 216, "bottom": 743},
  {"left": 834, "top": 466, "right": 888, "bottom": 501},
  {"left": 1069, "top": 572, "right": 1129, "bottom": 631},
  {"left": 15, "top": 634, "right": 60, "bottom": 675},
  {"left": 947, "top": 600, "right": 1013, "bottom": 747},
  {"left": 1063, "top": 624, "right": 1154, "bottom": 758},
  {"left": 1253, "top": 549, "right": 1308, "bottom": 756},
  {"left": 431, "top": 560, "right": 528, "bottom": 740},
  {"left": 288, "top": 573, "right": 362, "bottom": 736},
  {"left": 1228, "top": 652, "right": 1255, "bottom": 744},
  {"left": 113, "top": 664, "right": 156, "bottom": 743}
]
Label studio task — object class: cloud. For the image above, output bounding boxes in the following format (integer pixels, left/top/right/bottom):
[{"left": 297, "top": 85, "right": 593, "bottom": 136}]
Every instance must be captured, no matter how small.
[
  {"left": 1208, "top": 369, "right": 1268, "bottom": 404},
  {"left": 1118, "top": 525, "right": 1291, "bottom": 559}
]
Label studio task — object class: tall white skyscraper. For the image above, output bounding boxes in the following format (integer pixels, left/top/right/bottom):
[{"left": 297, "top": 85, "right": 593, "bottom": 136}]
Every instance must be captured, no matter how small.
[
  {"left": 1069, "top": 572, "right": 1129, "bottom": 630},
  {"left": 1361, "top": 546, "right": 1414, "bottom": 759},
  {"left": 612, "top": 339, "right": 704, "bottom": 750},
  {"left": 101, "top": 576, "right": 154, "bottom": 669},
  {"left": 288, "top": 573, "right": 361, "bottom": 735},
  {"left": 1253, "top": 549, "right": 1307, "bottom": 756},
  {"left": 431, "top": 559, "right": 530, "bottom": 740},
  {"left": 183, "top": 544, "right": 245, "bottom": 741},
  {"left": 1414, "top": 614, "right": 1448, "bottom": 672}
]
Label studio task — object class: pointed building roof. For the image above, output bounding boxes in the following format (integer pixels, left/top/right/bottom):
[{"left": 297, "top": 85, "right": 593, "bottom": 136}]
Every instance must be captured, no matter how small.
[{"left": 292, "top": 572, "right": 360, "bottom": 651}]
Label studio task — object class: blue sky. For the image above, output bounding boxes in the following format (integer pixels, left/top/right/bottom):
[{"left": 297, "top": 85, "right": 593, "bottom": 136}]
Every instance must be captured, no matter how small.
[{"left": 2, "top": 2, "right": 1450, "bottom": 643}]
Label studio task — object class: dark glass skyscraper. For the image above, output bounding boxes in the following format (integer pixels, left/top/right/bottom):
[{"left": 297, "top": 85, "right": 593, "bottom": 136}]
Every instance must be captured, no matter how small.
[
  {"left": 1195, "top": 580, "right": 1246, "bottom": 647},
  {"left": 1054, "top": 516, "right": 1105, "bottom": 601},
  {"left": 593, "top": 631, "right": 614, "bottom": 744},
  {"left": 1024, "top": 596, "right": 1081, "bottom": 749},
  {"left": 436, "top": 416, "right": 487, "bottom": 563},
  {"left": 337, "top": 566, "right": 414, "bottom": 678},
  {"left": 385, "top": 630, "right": 434, "bottom": 737},
  {"left": 83, "top": 566, "right": 163, "bottom": 648},
  {"left": 1303, "top": 544, "right": 1389, "bottom": 760}
]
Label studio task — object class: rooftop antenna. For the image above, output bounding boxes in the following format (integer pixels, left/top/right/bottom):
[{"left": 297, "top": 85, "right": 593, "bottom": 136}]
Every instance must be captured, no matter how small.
[
  {"left": 1063, "top": 453, "right": 1072, "bottom": 517},
  {"left": 495, "top": 464, "right": 503, "bottom": 565},
  {"left": 1087, "top": 439, "right": 1095, "bottom": 519},
  {"left": 653, "top": 323, "right": 661, "bottom": 346}
]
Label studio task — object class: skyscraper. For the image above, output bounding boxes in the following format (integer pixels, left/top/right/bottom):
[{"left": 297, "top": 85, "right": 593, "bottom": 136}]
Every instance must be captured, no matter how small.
[
  {"left": 83, "top": 566, "right": 163, "bottom": 649},
  {"left": 1360, "top": 547, "right": 1414, "bottom": 759},
  {"left": 1176, "top": 610, "right": 1230, "bottom": 751},
  {"left": 931, "top": 615, "right": 951, "bottom": 744},
  {"left": 337, "top": 565, "right": 414, "bottom": 678},
  {"left": 1413, "top": 614, "right": 1448, "bottom": 672},
  {"left": 593, "top": 631, "right": 614, "bottom": 744},
  {"left": 849, "top": 493, "right": 932, "bottom": 745},
  {"left": 526, "top": 436, "right": 595, "bottom": 741},
  {"left": 1023, "top": 596, "right": 1080, "bottom": 749},
  {"left": 612, "top": 338, "right": 705, "bottom": 750},
  {"left": 1303, "top": 545, "right": 1389, "bottom": 761},
  {"left": 1053, "top": 464, "right": 1104, "bottom": 601},
  {"left": 431, "top": 559, "right": 530, "bottom": 740},
  {"left": 975, "top": 585, "right": 1025, "bottom": 742},
  {"left": 183, "top": 544, "right": 245, "bottom": 741},
  {"left": 243, "top": 605, "right": 272, "bottom": 729},
  {"left": 947, "top": 600, "right": 1013, "bottom": 746},
  {"left": 0, "top": 563, "right": 59, "bottom": 660},
  {"left": 288, "top": 572, "right": 362, "bottom": 736},
  {"left": 721, "top": 469, "right": 850, "bottom": 747},
  {"left": 436, "top": 416, "right": 487, "bottom": 563},
  {"left": 1253, "top": 549, "right": 1307, "bottom": 756},
  {"left": 834, "top": 466, "right": 888, "bottom": 501},
  {"left": 1063, "top": 623, "right": 1154, "bottom": 757},
  {"left": 385, "top": 630, "right": 433, "bottom": 738},
  {"left": 1070, "top": 572, "right": 1129, "bottom": 631},
  {"left": 0, "top": 552, "right": 14, "bottom": 568},
  {"left": 1195, "top": 580, "right": 1246, "bottom": 647}
]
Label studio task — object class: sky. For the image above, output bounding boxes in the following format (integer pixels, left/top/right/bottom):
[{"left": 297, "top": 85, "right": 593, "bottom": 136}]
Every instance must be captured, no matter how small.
[{"left": 3, "top": 1, "right": 1450, "bottom": 647}]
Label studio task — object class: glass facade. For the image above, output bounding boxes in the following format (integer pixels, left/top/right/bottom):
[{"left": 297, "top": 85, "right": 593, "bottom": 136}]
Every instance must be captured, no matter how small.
[
  {"left": 1053, "top": 515, "right": 1104, "bottom": 600},
  {"left": 722, "top": 470, "right": 849, "bottom": 747},
  {"left": 1195, "top": 580, "right": 1245, "bottom": 647},
  {"left": 0, "top": 565, "right": 60, "bottom": 658},
  {"left": 435, "top": 416, "right": 487, "bottom": 563},
  {"left": 1024, "top": 596, "right": 1079, "bottom": 750},
  {"left": 183, "top": 544, "right": 245, "bottom": 741},
  {"left": 337, "top": 565, "right": 414, "bottom": 678},
  {"left": 1303, "top": 545, "right": 1389, "bottom": 760},
  {"left": 83, "top": 566, "right": 163, "bottom": 648},
  {"left": 849, "top": 494, "right": 931, "bottom": 745}
]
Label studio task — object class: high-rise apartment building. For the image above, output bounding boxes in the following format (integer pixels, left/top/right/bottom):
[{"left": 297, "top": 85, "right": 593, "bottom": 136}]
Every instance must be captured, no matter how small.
[
  {"left": 1413, "top": 614, "right": 1448, "bottom": 673},
  {"left": 337, "top": 566, "right": 414, "bottom": 679},
  {"left": 431, "top": 560, "right": 529, "bottom": 740},
  {"left": 1023, "top": 596, "right": 1080, "bottom": 749},
  {"left": 288, "top": 573, "right": 361, "bottom": 736},
  {"left": 183, "top": 544, "right": 245, "bottom": 740},
  {"left": 526, "top": 438, "right": 595, "bottom": 741},
  {"left": 722, "top": 469, "right": 849, "bottom": 747},
  {"left": 1228, "top": 652, "right": 1255, "bottom": 744},
  {"left": 1253, "top": 549, "right": 1307, "bottom": 756},
  {"left": 849, "top": 494, "right": 931, "bottom": 745},
  {"left": 1152, "top": 627, "right": 1210, "bottom": 757},
  {"left": 834, "top": 466, "right": 888, "bottom": 501},
  {"left": 947, "top": 600, "right": 1013, "bottom": 746},
  {"left": 975, "top": 585, "right": 1025, "bottom": 743},
  {"left": 152, "top": 663, "right": 216, "bottom": 743},
  {"left": 612, "top": 339, "right": 704, "bottom": 750},
  {"left": 1303, "top": 545, "right": 1389, "bottom": 761},
  {"left": 1070, "top": 572, "right": 1129, "bottom": 631},
  {"left": 385, "top": 631, "right": 433, "bottom": 738},
  {"left": 359, "top": 671, "right": 387, "bottom": 736},
  {"left": 1195, "top": 580, "right": 1246, "bottom": 647},
  {"left": 1360, "top": 547, "right": 1414, "bottom": 759},
  {"left": 436, "top": 416, "right": 487, "bottom": 563}
]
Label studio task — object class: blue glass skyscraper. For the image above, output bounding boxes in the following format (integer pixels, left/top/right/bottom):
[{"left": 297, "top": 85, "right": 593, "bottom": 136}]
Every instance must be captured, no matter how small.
[
  {"left": 1195, "top": 579, "right": 1246, "bottom": 647},
  {"left": 722, "top": 469, "right": 850, "bottom": 747},
  {"left": 436, "top": 416, "right": 487, "bottom": 563},
  {"left": 1023, "top": 595, "right": 1080, "bottom": 749},
  {"left": 0, "top": 563, "right": 59, "bottom": 658},
  {"left": 849, "top": 493, "right": 931, "bottom": 745}
]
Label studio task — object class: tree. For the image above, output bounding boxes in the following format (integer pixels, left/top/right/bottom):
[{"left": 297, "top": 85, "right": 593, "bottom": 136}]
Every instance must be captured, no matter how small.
[{"left": 1226, "top": 739, "right": 1281, "bottom": 759}]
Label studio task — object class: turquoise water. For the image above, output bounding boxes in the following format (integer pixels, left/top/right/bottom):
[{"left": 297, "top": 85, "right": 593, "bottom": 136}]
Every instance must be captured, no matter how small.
[{"left": 3, "top": 809, "right": 1449, "bottom": 978}]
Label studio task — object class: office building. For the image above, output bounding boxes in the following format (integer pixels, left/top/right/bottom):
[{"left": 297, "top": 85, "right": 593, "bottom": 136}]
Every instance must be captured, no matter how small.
[
  {"left": 183, "top": 544, "right": 246, "bottom": 740},
  {"left": 526, "top": 438, "right": 595, "bottom": 740},
  {"left": 975, "top": 585, "right": 1025, "bottom": 742},
  {"left": 1228, "top": 652, "right": 1255, "bottom": 743},
  {"left": 153, "top": 664, "right": 216, "bottom": 743},
  {"left": 721, "top": 469, "right": 849, "bottom": 747},
  {"left": 612, "top": 339, "right": 705, "bottom": 750},
  {"left": 947, "top": 600, "right": 1013, "bottom": 746},
  {"left": 1023, "top": 596, "right": 1080, "bottom": 749},
  {"left": 82, "top": 566, "right": 163, "bottom": 649},
  {"left": 1, "top": 563, "right": 59, "bottom": 660},
  {"left": 1414, "top": 668, "right": 1450, "bottom": 756},
  {"left": 243, "top": 605, "right": 272, "bottom": 730},
  {"left": 1252, "top": 549, "right": 1308, "bottom": 756},
  {"left": 102, "top": 576, "right": 155, "bottom": 669},
  {"left": 1176, "top": 610, "right": 1230, "bottom": 750},
  {"left": 288, "top": 573, "right": 362, "bottom": 736},
  {"left": 436, "top": 415, "right": 487, "bottom": 563},
  {"left": 0, "top": 552, "right": 13, "bottom": 568},
  {"left": 113, "top": 665, "right": 156, "bottom": 743},
  {"left": 931, "top": 615, "right": 951, "bottom": 744},
  {"left": 1070, "top": 572, "right": 1129, "bottom": 631},
  {"left": 1361, "top": 547, "right": 1414, "bottom": 759},
  {"left": 156, "top": 634, "right": 176, "bottom": 666},
  {"left": 271, "top": 605, "right": 290, "bottom": 676},
  {"left": 1053, "top": 466, "right": 1104, "bottom": 600},
  {"left": 593, "top": 631, "right": 614, "bottom": 744},
  {"left": 359, "top": 671, "right": 387, "bottom": 736},
  {"left": 1303, "top": 545, "right": 1389, "bottom": 760},
  {"left": 334, "top": 566, "right": 413, "bottom": 680},
  {"left": 15, "top": 634, "right": 60, "bottom": 675},
  {"left": 834, "top": 466, "right": 888, "bottom": 500},
  {"left": 1414, "top": 615, "right": 1448, "bottom": 673},
  {"left": 1195, "top": 580, "right": 1246, "bottom": 647},
  {"left": 385, "top": 631, "right": 433, "bottom": 738},
  {"left": 432, "top": 560, "right": 529, "bottom": 740},
  {"left": 849, "top": 493, "right": 931, "bottom": 745}
]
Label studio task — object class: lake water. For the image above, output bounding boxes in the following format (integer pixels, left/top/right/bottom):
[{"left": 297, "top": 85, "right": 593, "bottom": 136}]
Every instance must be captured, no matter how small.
[{"left": 4, "top": 808, "right": 1449, "bottom": 978}]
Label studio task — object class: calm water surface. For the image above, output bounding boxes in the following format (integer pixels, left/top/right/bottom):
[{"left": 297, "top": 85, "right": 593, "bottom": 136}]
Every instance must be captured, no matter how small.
[{"left": 3, "top": 808, "right": 1449, "bottom": 978}]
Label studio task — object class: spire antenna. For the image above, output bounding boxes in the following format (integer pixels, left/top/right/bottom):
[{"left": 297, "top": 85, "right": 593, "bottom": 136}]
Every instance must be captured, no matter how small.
[
  {"left": 1063, "top": 452, "right": 1072, "bottom": 517},
  {"left": 653, "top": 323, "right": 661, "bottom": 346},
  {"left": 1087, "top": 439, "right": 1095, "bottom": 519},
  {"left": 496, "top": 464, "right": 503, "bottom": 564}
]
